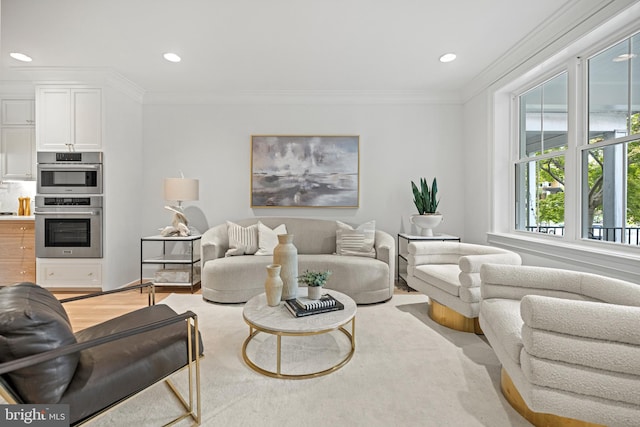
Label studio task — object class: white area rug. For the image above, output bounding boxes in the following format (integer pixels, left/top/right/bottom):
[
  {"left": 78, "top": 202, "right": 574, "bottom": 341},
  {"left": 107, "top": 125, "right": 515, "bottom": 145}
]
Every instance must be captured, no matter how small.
[{"left": 91, "top": 294, "right": 531, "bottom": 426}]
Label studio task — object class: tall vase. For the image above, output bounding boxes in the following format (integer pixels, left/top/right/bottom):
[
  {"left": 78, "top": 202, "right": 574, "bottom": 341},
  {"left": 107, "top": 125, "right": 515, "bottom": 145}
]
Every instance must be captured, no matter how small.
[
  {"left": 264, "top": 264, "right": 283, "bottom": 306},
  {"left": 273, "top": 234, "right": 298, "bottom": 300}
]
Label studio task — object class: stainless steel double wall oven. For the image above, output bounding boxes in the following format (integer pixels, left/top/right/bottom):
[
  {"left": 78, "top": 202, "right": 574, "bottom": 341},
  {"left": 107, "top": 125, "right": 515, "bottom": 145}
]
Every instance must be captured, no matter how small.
[{"left": 35, "top": 152, "right": 103, "bottom": 258}]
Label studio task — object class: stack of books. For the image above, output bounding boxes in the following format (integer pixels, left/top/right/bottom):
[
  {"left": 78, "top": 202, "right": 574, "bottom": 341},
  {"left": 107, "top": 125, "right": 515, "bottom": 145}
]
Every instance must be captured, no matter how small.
[{"left": 284, "top": 294, "right": 344, "bottom": 317}]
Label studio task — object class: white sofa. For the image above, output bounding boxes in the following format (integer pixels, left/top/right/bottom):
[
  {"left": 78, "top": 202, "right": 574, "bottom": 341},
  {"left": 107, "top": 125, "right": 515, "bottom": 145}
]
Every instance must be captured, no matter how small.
[
  {"left": 405, "top": 242, "right": 521, "bottom": 332},
  {"left": 480, "top": 264, "right": 640, "bottom": 426},
  {"left": 200, "top": 217, "right": 395, "bottom": 304}
]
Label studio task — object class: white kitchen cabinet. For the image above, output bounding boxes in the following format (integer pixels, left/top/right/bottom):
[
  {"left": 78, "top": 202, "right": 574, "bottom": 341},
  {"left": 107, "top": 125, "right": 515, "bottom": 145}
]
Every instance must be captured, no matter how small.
[
  {"left": 36, "top": 258, "right": 103, "bottom": 289},
  {"left": 36, "top": 86, "right": 102, "bottom": 151},
  {"left": 1, "top": 127, "right": 35, "bottom": 180},
  {"left": 1, "top": 99, "right": 35, "bottom": 126},
  {"left": 0, "top": 98, "right": 36, "bottom": 181}
]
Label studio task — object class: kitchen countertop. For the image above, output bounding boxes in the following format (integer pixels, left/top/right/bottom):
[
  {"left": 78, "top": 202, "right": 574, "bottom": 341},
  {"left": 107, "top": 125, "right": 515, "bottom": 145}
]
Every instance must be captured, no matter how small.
[{"left": 0, "top": 215, "right": 35, "bottom": 221}]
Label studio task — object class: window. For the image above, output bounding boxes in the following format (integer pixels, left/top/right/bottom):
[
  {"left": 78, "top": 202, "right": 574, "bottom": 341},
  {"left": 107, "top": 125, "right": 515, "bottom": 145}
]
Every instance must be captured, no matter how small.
[
  {"left": 583, "top": 33, "right": 640, "bottom": 245},
  {"left": 515, "top": 73, "right": 568, "bottom": 236},
  {"left": 512, "top": 31, "right": 640, "bottom": 247}
]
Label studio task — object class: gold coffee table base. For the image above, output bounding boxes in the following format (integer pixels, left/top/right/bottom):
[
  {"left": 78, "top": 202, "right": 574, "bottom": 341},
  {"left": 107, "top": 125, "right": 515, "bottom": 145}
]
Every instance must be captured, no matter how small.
[{"left": 242, "top": 317, "right": 356, "bottom": 380}]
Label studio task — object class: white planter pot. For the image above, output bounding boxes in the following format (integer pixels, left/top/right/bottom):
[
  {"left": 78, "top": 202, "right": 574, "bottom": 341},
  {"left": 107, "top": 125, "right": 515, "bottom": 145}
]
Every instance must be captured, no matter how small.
[
  {"left": 410, "top": 214, "right": 443, "bottom": 237},
  {"left": 307, "top": 286, "right": 323, "bottom": 300}
]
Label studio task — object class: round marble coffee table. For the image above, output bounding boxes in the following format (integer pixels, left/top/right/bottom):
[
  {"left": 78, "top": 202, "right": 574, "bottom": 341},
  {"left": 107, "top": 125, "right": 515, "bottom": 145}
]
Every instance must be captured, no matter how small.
[{"left": 242, "top": 288, "right": 357, "bottom": 379}]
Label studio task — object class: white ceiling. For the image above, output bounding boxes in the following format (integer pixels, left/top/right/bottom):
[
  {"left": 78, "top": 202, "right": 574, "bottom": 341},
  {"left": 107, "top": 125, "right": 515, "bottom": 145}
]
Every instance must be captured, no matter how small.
[{"left": 1, "top": 0, "right": 573, "bottom": 97}]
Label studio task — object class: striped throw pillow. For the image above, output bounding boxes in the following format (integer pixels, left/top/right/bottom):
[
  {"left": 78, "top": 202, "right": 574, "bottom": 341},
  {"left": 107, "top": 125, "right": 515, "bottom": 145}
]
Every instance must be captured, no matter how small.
[
  {"left": 336, "top": 220, "right": 376, "bottom": 258},
  {"left": 225, "top": 221, "right": 259, "bottom": 256}
]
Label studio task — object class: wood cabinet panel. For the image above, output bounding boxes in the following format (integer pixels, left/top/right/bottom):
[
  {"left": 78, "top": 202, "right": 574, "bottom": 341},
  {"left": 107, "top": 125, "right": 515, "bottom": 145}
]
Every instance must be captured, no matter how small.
[
  {"left": 0, "top": 221, "right": 34, "bottom": 234},
  {"left": 0, "top": 220, "right": 36, "bottom": 285},
  {"left": 0, "top": 261, "right": 36, "bottom": 284},
  {"left": 0, "top": 236, "right": 34, "bottom": 259}
]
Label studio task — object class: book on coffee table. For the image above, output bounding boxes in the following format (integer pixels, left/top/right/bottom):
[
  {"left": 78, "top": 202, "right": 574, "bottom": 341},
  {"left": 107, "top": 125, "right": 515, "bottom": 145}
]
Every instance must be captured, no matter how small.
[{"left": 284, "top": 294, "right": 345, "bottom": 317}]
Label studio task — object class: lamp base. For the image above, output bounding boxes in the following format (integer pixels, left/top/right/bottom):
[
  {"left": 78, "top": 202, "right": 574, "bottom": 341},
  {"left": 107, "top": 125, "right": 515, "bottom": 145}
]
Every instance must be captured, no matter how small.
[{"left": 160, "top": 206, "right": 191, "bottom": 237}]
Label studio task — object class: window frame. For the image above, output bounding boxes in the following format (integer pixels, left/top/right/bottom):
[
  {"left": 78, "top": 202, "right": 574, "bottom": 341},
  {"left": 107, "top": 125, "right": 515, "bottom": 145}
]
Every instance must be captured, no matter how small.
[
  {"left": 513, "top": 71, "right": 569, "bottom": 237},
  {"left": 488, "top": 17, "right": 640, "bottom": 284},
  {"left": 508, "top": 28, "right": 640, "bottom": 248}
]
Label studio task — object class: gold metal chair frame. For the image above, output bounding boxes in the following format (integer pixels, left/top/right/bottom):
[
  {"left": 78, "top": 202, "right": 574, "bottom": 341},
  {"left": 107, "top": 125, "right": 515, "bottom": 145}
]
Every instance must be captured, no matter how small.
[
  {"left": 242, "top": 317, "right": 356, "bottom": 380},
  {"left": 0, "top": 283, "right": 202, "bottom": 426},
  {"left": 71, "top": 317, "right": 201, "bottom": 427}
]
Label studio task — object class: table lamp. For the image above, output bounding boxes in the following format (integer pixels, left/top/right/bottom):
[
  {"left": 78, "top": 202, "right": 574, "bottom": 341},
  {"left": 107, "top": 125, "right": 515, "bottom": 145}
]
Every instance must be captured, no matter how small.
[{"left": 161, "top": 175, "right": 199, "bottom": 236}]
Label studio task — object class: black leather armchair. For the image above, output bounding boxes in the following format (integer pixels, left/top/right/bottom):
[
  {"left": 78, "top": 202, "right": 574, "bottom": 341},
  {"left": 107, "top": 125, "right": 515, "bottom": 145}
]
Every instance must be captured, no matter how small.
[{"left": 0, "top": 282, "right": 203, "bottom": 425}]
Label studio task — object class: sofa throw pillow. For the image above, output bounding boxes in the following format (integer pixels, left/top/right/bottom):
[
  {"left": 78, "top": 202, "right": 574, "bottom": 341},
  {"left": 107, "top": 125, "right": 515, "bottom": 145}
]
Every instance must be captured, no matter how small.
[
  {"left": 255, "top": 222, "right": 288, "bottom": 255},
  {"left": 225, "top": 221, "right": 259, "bottom": 256},
  {"left": 336, "top": 220, "right": 376, "bottom": 258},
  {"left": 0, "top": 282, "right": 80, "bottom": 403}
]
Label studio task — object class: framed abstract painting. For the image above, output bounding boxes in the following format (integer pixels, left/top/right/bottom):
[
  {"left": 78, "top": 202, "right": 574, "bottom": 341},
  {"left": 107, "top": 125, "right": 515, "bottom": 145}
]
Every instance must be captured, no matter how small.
[{"left": 251, "top": 135, "right": 359, "bottom": 208}]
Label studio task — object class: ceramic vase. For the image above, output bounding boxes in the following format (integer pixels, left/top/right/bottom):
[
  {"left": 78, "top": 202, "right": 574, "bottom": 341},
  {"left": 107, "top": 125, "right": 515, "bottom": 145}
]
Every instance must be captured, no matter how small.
[
  {"left": 273, "top": 234, "right": 298, "bottom": 300},
  {"left": 264, "top": 264, "right": 283, "bottom": 306},
  {"left": 307, "top": 286, "right": 322, "bottom": 300}
]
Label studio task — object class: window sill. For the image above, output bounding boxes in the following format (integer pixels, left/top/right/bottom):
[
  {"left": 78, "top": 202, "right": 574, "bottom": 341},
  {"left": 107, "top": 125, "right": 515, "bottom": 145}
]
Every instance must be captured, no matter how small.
[{"left": 487, "top": 232, "right": 640, "bottom": 284}]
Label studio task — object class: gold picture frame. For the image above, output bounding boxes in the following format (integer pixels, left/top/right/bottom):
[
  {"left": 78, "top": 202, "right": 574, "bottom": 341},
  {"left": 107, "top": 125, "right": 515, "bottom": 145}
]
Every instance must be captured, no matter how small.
[{"left": 251, "top": 135, "right": 359, "bottom": 208}]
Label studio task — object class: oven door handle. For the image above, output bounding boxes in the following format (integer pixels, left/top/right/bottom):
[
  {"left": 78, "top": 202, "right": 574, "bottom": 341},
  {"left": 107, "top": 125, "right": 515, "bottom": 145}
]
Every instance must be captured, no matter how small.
[
  {"left": 38, "top": 164, "right": 100, "bottom": 169},
  {"left": 34, "top": 211, "right": 100, "bottom": 215}
]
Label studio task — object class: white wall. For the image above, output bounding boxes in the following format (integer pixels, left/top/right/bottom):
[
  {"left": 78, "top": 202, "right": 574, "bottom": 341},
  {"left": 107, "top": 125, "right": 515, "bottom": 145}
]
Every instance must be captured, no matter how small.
[
  {"left": 141, "top": 101, "right": 465, "bottom": 243},
  {"left": 461, "top": 92, "right": 491, "bottom": 244},
  {"left": 0, "top": 181, "right": 35, "bottom": 214},
  {"left": 102, "top": 86, "right": 143, "bottom": 289}
]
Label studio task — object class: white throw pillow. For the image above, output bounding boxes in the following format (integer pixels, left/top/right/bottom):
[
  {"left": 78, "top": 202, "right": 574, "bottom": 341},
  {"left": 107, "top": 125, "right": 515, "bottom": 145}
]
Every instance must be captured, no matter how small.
[
  {"left": 255, "top": 222, "right": 288, "bottom": 255},
  {"left": 336, "top": 220, "right": 376, "bottom": 258},
  {"left": 225, "top": 221, "right": 259, "bottom": 256}
]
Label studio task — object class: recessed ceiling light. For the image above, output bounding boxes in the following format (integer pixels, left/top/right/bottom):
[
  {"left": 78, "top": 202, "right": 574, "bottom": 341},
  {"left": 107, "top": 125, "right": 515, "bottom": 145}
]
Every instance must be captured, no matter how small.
[
  {"left": 439, "top": 53, "right": 457, "bottom": 63},
  {"left": 9, "top": 52, "right": 32, "bottom": 62},
  {"left": 163, "top": 52, "right": 181, "bottom": 63},
  {"left": 612, "top": 53, "right": 637, "bottom": 62}
]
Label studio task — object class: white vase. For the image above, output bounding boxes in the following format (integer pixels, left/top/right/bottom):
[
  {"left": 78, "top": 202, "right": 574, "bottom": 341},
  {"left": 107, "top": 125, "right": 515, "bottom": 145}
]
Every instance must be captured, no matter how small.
[
  {"left": 273, "top": 234, "right": 298, "bottom": 300},
  {"left": 307, "top": 286, "right": 323, "bottom": 300},
  {"left": 410, "top": 214, "right": 443, "bottom": 237},
  {"left": 264, "top": 264, "right": 283, "bottom": 306}
]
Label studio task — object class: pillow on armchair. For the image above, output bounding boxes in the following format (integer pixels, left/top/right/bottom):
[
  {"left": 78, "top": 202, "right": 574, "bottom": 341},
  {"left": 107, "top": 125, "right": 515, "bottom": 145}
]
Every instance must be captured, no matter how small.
[{"left": 0, "top": 282, "right": 79, "bottom": 403}]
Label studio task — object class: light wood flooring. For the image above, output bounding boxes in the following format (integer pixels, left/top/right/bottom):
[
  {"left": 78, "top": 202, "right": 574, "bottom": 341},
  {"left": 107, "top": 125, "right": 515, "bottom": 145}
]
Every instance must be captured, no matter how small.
[
  {"left": 54, "top": 281, "right": 413, "bottom": 332},
  {"left": 55, "top": 287, "right": 179, "bottom": 332}
]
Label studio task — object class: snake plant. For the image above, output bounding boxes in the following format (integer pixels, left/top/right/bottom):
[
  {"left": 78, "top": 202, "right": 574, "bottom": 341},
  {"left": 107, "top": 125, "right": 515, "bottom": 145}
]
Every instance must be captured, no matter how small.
[{"left": 411, "top": 177, "right": 439, "bottom": 214}]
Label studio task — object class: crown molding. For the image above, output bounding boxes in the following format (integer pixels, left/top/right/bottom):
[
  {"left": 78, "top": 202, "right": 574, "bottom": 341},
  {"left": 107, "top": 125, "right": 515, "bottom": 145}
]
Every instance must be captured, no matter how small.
[
  {"left": 5, "top": 66, "right": 145, "bottom": 103},
  {"left": 461, "top": 0, "right": 639, "bottom": 102},
  {"left": 143, "top": 89, "right": 463, "bottom": 105}
]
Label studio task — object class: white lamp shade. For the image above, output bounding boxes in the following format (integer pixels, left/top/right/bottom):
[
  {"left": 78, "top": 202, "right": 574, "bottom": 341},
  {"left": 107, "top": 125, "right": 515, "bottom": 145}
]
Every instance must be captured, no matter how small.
[{"left": 164, "top": 178, "right": 199, "bottom": 203}]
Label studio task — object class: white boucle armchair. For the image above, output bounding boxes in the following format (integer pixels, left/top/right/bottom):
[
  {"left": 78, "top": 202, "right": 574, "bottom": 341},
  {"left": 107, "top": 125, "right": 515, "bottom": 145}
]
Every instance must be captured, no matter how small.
[
  {"left": 406, "top": 242, "right": 521, "bottom": 333},
  {"left": 479, "top": 263, "right": 640, "bottom": 427}
]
